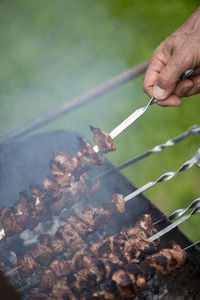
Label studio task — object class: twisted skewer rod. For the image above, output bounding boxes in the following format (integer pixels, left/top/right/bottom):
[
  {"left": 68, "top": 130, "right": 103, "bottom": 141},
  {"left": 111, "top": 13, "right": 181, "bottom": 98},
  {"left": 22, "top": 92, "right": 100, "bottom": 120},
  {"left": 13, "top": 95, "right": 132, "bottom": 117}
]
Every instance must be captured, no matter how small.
[
  {"left": 124, "top": 147, "right": 200, "bottom": 202},
  {"left": 149, "top": 200, "right": 200, "bottom": 242},
  {"left": 154, "top": 198, "right": 200, "bottom": 225},
  {"left": 94, "top": 125, "right": 200, "bottom": 181}
]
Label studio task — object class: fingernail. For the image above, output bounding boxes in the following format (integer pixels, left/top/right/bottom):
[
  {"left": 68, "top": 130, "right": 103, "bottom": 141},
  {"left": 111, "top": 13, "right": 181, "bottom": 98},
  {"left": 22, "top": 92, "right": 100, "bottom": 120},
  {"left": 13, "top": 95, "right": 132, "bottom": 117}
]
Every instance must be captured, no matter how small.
[{"left": 153, "top": 85, "right": 166, "bottom": 99}]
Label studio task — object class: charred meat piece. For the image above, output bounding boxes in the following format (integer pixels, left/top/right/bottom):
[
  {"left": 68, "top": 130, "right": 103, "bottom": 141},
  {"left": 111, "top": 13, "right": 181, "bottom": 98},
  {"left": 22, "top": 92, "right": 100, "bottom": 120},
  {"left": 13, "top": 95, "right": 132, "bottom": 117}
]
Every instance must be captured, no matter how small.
[
  {"left": 30, "top": 243, "right": 53, "bottom": 266},
  {"left": 68, "top": 268, "right": 97, "bottom": 293},
  {"left": 73, "top": 137, "right": 104, "bottom": 179},
  {"left": 123, "top": 226, "right": 148, "bottom": 240},
  {"left": 90, "top": 236, "right": 126, "bottom": 266},
  {"left": 18, "top": 254, "right": 38, "bottom": 278},
  {"left": 42, "top": 177, "right": 61, "bottom": 199},
  {"left": 71, "top": 249, "right": 105, "bottom": 283},
  {"left": 39, "top": 234, "right": 51, "bottom": 246},
  {"left": 100, "top": 258, "right": 119, "bottom": 279},
  {"left": 124, "top": 237, "right": 156, "bottom": 263},
  {"left": 48, "top": 236, "right": 66, "bottom": 254},
  {"left": 29, "top": 184, "right": 46, "bottom": 202},
  {"left": 0, "top": 207, "right": 25, "bottom": 237},
  {"left": 50, "top": 152, "right": 78, "bottom": 175},
  {"left": 26, "top": 197, "right": 52, "bottom": 230},
  {"left": 67, "top": 215, "right": 94, "bottom": 236},
  {"left": 111, "top": 264, "right": 148, "bottom": 299},
  {"left": 37, "top": 268, "right": 56, "bottom": 292},
  {"left": 124, "top": 264, "right": 148, "bottom": 293},
  {"left": 92, "top": 279, "right": 119, "bottom": 300},
  {"left": 52, "top": 173, "right": 99, "bottom": 215},
  {"left": 145, "top": 242, "right": 188, "bottom": 275},
  {"left": 57, "top": 224, "right": 85, "bottom": 253},
  {"left": 50, "top": 278, "right": 78, "bottom": 300},
  {"left": 15, "top": 190, "right": 32, "bottom": 224},
  {"left": 90, "top": 125, "right": 116, "bottom": 154},
  {"left": 112, "top": 269, "right": 135, "bottom": 299},
  {"left": 50, "top": 259, "right": 72, "bottom": 277},
  {"left": 51, "top": 172, "right": 72, "bottom": 188},
  {"left": 80, "top": 206, "right": 112, "bottom": 229},
  {"left": 110, "top": 193, "right": 125, "bottom": 214}
]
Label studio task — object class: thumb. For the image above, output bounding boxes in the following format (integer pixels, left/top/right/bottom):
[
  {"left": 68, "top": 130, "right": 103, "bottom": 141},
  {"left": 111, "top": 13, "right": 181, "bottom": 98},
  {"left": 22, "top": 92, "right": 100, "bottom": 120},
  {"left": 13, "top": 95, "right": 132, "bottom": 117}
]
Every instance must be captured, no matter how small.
[{"left": 153, "top": 56, "right": 190, "bottom": 100}]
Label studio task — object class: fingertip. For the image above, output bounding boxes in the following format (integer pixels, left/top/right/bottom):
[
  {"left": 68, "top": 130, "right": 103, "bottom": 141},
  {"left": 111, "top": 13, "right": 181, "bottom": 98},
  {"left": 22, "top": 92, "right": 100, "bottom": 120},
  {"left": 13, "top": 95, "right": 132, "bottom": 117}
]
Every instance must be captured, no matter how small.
[{"left": 157, "top": 95, "right": 182, "bottom": 107}]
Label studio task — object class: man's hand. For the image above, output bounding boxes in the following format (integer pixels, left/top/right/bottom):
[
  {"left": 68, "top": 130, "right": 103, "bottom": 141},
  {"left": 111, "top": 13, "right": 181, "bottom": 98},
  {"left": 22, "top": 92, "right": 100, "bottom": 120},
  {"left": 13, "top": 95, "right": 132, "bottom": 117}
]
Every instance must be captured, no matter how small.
[{"left": 143, "top": 6, "right": 200, "bottom": 107}]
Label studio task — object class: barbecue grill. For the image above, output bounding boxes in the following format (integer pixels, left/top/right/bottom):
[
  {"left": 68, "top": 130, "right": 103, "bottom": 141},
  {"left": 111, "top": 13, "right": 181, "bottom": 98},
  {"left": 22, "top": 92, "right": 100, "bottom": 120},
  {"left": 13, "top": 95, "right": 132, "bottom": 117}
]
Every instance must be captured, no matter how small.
[
  {"left": 0, "top": 129, "right": 200, "bottom": 300},
  {"left": 0, "top": 63, "right": 200, "bottom": 299}
]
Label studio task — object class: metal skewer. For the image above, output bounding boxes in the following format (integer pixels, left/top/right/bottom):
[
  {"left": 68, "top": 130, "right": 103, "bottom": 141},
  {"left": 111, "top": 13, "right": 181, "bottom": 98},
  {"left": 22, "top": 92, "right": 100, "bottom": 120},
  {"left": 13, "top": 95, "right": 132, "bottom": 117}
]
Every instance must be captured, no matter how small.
[
  {"left": 148, "top": 200, "right": 200, "bottom": 242},
  {"left": 93, "top": 97, "right": 157, "bottom": 153},
  {"left": 124, "top": 147, "right": 200, "bottom": 202},
  {"left": 183, "top": 240, "right": 200, "bottom": 251},
  {"left": 93, "top": 67, "right": 198, "bottom": 153},
  {"left": 5, "top": 265, "right": 22, "bottom": 277},
  {"left": 94, "top": 124, "right": 200, "bottom": 181},
  {"left": 154, "top": 197, "right": 200, "bottom": 225}
]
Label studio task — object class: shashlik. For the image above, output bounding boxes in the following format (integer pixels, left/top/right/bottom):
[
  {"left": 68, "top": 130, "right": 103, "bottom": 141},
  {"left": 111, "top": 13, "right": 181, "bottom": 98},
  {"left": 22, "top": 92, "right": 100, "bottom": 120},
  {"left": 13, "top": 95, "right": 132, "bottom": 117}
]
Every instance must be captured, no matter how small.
[
  {"left": 90, "top": 126, "right": 116, "bottom": 153},
  {"left": 0, "top": 134, "right": 107, "bottom": 241},
  {"left": 80, "top": 243, "right": 188, "bottom": 300},
  {"left": 19, "top": 214, "right": 158, "bottom": 294},
  {"left": 144, "top": 241, "right": 189, "bottom": 275},
  {"left": 0, "top": 172, "right": 99, "bottom": 240},
  {"left": 27, "top": 240, "right": 188, "bottom": 300},
  {"left": 17, "top": 193, "right": 126, "bottom": 277}
]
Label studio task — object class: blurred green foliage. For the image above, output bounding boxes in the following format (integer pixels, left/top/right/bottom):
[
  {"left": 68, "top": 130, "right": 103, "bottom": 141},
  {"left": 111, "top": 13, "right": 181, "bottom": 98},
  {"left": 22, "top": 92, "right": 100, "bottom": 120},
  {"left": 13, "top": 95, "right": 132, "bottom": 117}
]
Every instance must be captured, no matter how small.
[{"left": 0, "top": 0, "right": 199, "bottom": 240}]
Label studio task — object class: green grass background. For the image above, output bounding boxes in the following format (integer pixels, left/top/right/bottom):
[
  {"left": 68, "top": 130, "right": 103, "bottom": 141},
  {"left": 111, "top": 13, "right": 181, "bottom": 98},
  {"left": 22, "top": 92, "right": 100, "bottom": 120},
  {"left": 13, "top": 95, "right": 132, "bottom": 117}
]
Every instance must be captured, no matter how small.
[{"left": 0, "top": 0, "right": 199, "bottom": 240}]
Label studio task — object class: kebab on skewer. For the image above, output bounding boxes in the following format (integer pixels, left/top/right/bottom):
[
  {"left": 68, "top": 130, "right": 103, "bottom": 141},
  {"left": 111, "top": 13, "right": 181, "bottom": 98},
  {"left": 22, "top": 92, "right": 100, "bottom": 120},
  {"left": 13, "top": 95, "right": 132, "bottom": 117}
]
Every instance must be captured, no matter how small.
[
  {"left": 18, "top": 214, "right": 159, "bottom": 294},
  {"left": 21, "top": 214, "right": 158, "bottom": 299},
  {"left": 26, "top": 240, "right": 188, "bottom": 300},
  {"left": 17, "top": 193, "right": 126, "bottom": 277},
  {"left": 79, "top": 242, "right": 188, "bottom": 300},
  {"left": 0, "top": 125, "right": 117, "bottom": 242}
]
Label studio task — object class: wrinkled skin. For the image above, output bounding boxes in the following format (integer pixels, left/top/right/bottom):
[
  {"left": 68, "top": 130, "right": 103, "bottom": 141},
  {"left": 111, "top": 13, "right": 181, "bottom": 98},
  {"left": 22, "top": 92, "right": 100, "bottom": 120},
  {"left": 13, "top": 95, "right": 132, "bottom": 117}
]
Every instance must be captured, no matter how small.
[{"left": 143, "top": 6, "right": 200, "bottom": 107}]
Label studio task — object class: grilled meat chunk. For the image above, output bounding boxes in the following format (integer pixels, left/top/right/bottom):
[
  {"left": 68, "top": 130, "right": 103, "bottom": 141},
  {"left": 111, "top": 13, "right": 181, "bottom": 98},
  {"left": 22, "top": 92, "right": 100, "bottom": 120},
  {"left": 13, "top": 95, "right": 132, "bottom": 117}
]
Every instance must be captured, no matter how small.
[
  {"left": 50, "top": 278, "right": 78, "bottom": 300},
  {"left": 18, "top": 254, "right": 38, "bottom": 278},
  {"left": 112, "top": 269, "right": 135, "bottom": 299},
  {"left": 80, "top": 206, "right": 112, "bottom": 229},
  {"left": 124, "top": 237, "right": 156, "bottom": 263},
  {"left": 68, "top": 268, "right": 97, "bottom": 293},
  {"left": 93, "top": 279, "right": 119, "bottom": 300},
  {"left": 57, "top": 223, "right": 85, "bottom": 253},
  {"left": 90, "top": 236, "right": 126, "bottom": 266},
  {"left": 67, "top": 215, "right": 94, "bottom": 236},
  {"left": 50, "top": 152, "right": 78, "bottom": 175},
  {"left": 48, "top": 236, "right": 66, "bottom": 253},
  {"left": 37, "top": 268, "right": 56, "bottom": 292},
  {"left": 110, "top": 193, "right": 125, "bottom": 214},
  {"left": 50, "top": 259, "right": 72, "bottom": 277},
  {"left": 145, "top": 242, "right": 188, "bottom": 275},
  {"left": 90, "top": 125, "right": 116, "bottom": 153},
  {"left": 30, "top": 243, "right": 53, "bottom": 266},
  {"left": 0, "top": 207, "right": 25, "bottom": 236},
  {"left": 71, "top": 249, "right": 105, "bottom": 282}
]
